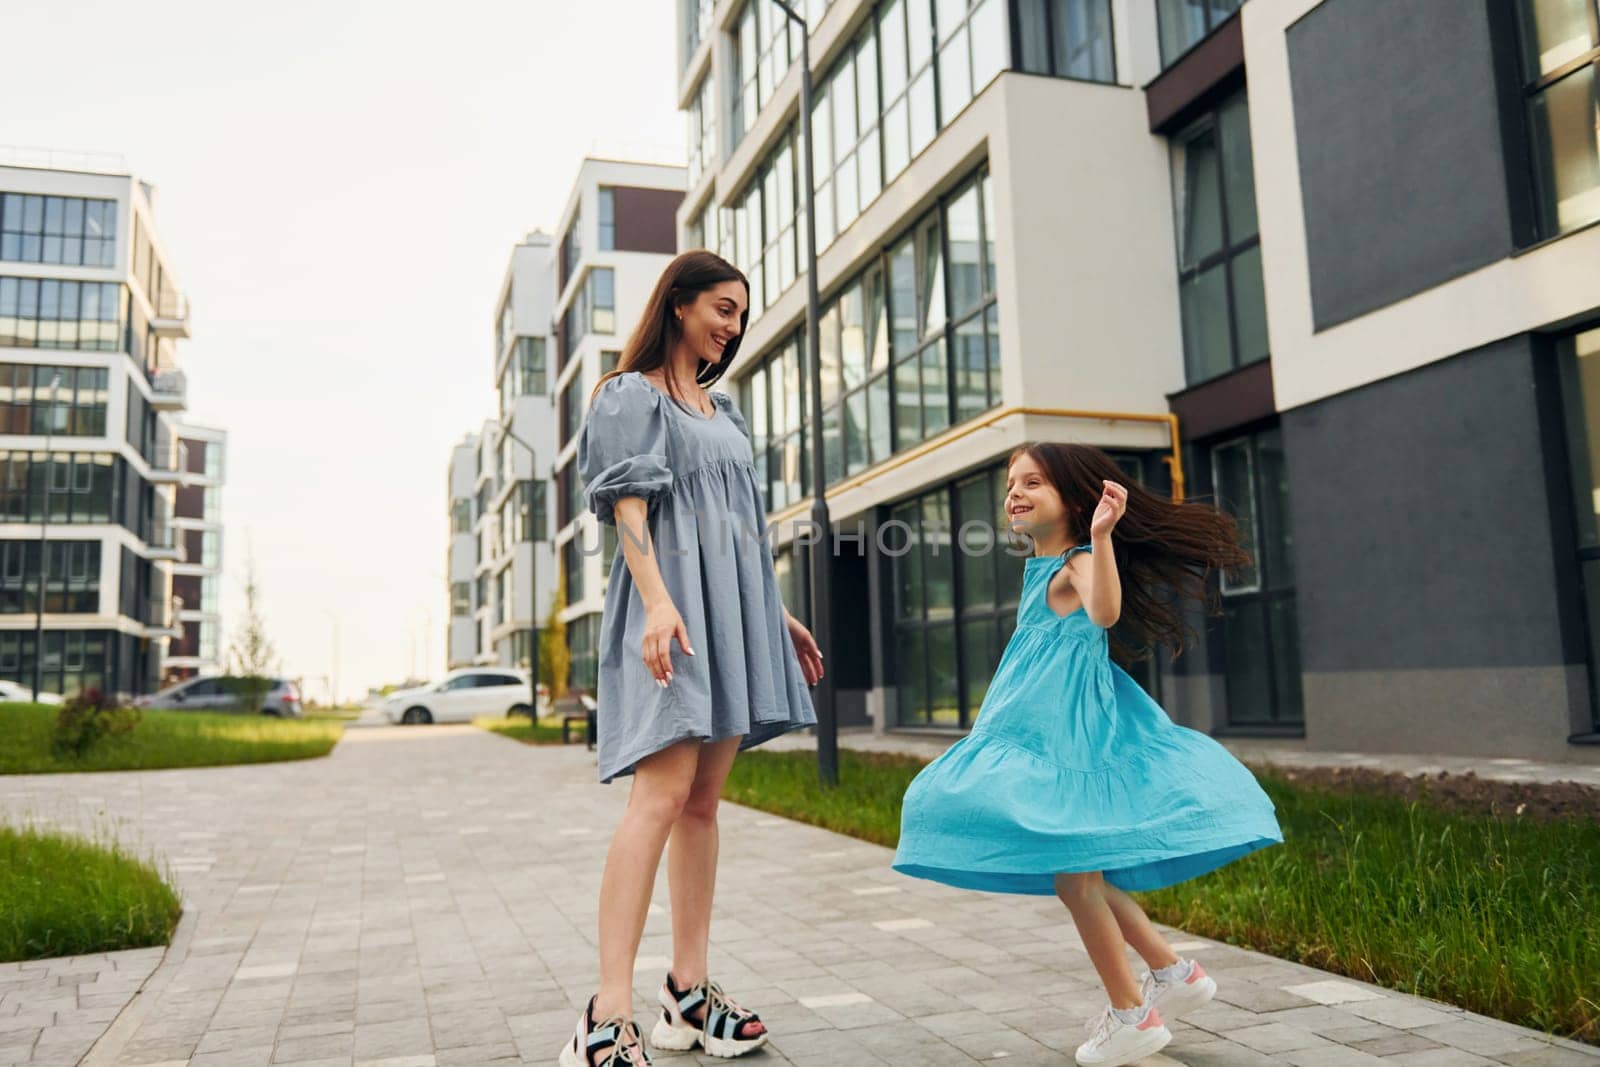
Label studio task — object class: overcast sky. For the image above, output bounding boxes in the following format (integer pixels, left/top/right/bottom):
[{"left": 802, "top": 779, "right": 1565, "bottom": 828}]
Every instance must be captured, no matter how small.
[{"left": 0, "top": 0, "right": 683, "bottom": 701}]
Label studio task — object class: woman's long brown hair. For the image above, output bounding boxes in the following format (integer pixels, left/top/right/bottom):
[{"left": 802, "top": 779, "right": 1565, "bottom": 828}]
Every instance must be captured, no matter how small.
[
  {"left": 589, "top": 249, "right": 750, "bottom": 413},
  {"left": 1009, "top": 442, "right": 1253, "bottom": 663}
]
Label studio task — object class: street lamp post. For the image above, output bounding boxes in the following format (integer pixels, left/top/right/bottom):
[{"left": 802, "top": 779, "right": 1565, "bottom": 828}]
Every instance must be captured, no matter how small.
[
  {"left": 773, "top": 0, "right": 839, "bottom": 786},
  {"left": 322, "top": 608, "right": 341, "bottom": 709},
  {"left": 501, "top": 426, "right": 542, "bottom": 717},
  {"left": 32, "top": 373, "right": 62, "bottom": 703}
]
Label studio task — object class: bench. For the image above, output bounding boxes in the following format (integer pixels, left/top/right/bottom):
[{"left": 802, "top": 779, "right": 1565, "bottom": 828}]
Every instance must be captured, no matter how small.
[{"left": 556, "top": 694, "right": 598, "bottom": 749}]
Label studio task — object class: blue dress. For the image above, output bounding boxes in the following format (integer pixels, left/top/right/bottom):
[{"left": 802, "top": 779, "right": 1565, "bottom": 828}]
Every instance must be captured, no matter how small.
[
  {"left": 577, "top": 371, "right": 817, "bottom": 784},
  {"left": 893, "top": 544, "right": 1282, "bottom": 893}
]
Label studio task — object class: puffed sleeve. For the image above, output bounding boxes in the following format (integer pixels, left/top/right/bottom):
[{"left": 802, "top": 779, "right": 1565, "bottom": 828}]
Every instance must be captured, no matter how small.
[{"left": 577, "top": 374, "right": 674, "bottom": 526}]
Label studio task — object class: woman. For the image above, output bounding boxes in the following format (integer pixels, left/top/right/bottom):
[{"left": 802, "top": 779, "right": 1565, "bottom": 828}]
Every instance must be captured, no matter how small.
[{"left": 561, "top": 250, "right": 823, "bottom": 1066}]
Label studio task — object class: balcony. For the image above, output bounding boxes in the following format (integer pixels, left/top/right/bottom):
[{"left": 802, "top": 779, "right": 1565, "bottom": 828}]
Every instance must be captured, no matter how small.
[
  {"left": 147, "top": 593, "right": 184, "bottom": 639},
  {"left": 151, "top": 293, "right": 191, "bottom": 339},
  {"left": 144, "top": 520, "right": 185, "bottom": 562},
  {"left": 147, "top": 437, "right": 189, "bottom": 485},
  {"left": 150, "top": 369, "right": 188, "bottom": 412}
]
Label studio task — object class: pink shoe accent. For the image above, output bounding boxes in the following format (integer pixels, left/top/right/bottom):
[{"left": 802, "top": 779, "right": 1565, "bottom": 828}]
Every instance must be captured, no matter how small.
[
  {"left": 1186, "top": 963, "right": 1208, "bottom": 985},
  {"left": 1136, "top": 1008, "right": 1165, "bottom": 1031}
]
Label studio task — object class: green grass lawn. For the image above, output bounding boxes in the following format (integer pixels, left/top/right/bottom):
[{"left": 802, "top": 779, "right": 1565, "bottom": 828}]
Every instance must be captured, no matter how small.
[
  {"left": 0, "top": 703, "right": 344, "bottom": 775},
  {"left": 476, "top": 715, "right": 580, "bottom": 745},
  {"left": 723, "top": 749, "right": 1600, "bottom": 1044},
  {"left": 0, "top": 823, "right": 181, "bottom": 962}
]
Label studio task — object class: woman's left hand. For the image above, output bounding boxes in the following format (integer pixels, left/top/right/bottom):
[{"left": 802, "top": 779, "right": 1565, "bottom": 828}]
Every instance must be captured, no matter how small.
[
  {"left": 785, "top": 612, "right": 825, "bottom": 685},
  {"left": 1090, "top": 479, "right": 1127, "bottom": 538}
]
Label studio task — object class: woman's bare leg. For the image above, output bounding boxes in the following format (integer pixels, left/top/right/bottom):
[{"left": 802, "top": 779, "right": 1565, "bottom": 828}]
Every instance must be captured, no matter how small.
[
  {"left": 1055, "top": 871, "right": 1143, "bottom": 1010},
  {"left": 593, "top": 740, "right": 701, "bottom": 1022},
  {"left": 665, "top": 736, "right": 742, "bottom": 988},
  {"left": 1098, "top": 881, "right": 1181, "bottom": 971}
]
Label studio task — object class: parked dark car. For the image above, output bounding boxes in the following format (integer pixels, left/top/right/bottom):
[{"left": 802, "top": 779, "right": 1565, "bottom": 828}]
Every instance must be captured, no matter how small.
[{"left": 133, "top": 675, "right": 303, "bottom": 717}]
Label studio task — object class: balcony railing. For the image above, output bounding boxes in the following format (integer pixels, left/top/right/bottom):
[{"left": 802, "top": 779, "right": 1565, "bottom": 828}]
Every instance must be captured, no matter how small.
[{"left": 150, "top": 369, "right": 187, "bottom": 410}]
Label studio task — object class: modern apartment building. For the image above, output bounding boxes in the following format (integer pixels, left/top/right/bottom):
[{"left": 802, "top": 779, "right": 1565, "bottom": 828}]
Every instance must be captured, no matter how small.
[
  {"left": 448, "top": 166, "right": 684, "bottom": 691},
  {"left": 550, "top": 160, "right": 685, "bottom": 692},
  {"left": 447, "top": 430, "right": 482, "bottom": 671},
  {"left": 0, "top": 160, "right": 194, "bottom": 698},
  {"left": 161, "top": 419, "right": 226, "bottom": 685},
  {"left": 673, "top": 0, "right": 1600, "bottom": 763}
]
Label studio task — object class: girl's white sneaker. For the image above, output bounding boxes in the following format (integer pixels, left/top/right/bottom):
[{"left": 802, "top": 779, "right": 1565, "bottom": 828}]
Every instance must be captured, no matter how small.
[
  {"left": 1138, "top": 959, "right": 1217, "bottom": 1020},
  {"left": 1074, "top": 1003, "right": 1172, "bottom": 1066}
]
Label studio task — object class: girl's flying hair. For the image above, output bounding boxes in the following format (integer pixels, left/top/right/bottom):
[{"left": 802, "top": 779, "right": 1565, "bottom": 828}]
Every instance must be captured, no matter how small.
[{"left": 1008, "top": 442, "right": 1253, "bottom": 662}]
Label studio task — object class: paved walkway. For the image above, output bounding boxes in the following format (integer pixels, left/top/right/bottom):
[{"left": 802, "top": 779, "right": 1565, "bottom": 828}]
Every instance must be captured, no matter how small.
[
  {"left": 0, "top": 723, "right": 1595, "bottom": 1066},
  {"left": 763, "top": 728, "right": 1600, "bottom": 788}
]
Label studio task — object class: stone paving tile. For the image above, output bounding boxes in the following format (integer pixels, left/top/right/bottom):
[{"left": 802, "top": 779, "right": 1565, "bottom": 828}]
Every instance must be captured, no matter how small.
[{"left": 1, "top": 721, "right": 1593, "bottom": 1066}]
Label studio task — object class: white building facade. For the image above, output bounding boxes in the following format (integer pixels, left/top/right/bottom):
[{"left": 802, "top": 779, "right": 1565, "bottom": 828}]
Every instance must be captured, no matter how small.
[
  {"left": 674, "top": 0, "right": 1600, "bottom": 763},
  {"left": 162, "top": 420, "right": 226, "bottom": 684},
  {"left": 0, "top": 162, "right": 196, "bottom": 698}
]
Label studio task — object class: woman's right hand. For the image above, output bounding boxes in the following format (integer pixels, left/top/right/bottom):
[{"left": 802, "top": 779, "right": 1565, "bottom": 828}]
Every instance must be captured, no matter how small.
[{"left": 643, "top": 599, "right": 694, "bottom": 686}]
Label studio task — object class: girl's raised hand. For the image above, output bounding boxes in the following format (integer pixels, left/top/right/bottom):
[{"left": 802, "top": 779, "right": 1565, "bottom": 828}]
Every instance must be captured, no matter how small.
[{"left": 1090, "top": 480, "right": 1127, "bottom": 538}]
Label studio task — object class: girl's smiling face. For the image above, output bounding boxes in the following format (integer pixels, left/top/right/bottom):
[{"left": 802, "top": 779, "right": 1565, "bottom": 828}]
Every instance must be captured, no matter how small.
[
  {"left": 1005, "top": 452, "right": 1068, "bottom": 542},
  {"left": 679, "top": 280, "right": 747, "bottom": 368}
]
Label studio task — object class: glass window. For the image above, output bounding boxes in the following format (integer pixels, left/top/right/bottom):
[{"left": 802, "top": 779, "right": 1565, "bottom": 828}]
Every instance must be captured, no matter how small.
[
  {"left": 590, "top": 268, "right": 615, "bottom": 333},
  {"left": 1518, "top": 1, "right": 1600, "bottom": 239},
  {"left": 560, "top": 207, "right": 582, "bottom": 289},
  {"left": 687, "top": 74, "right": 718, "bottom": 187},
  {"left": 1171, "top": 89, "right": 1268, "bottom": 386},
  {"left": 1556, "top": 327, "right": 1600, "bottom": 728},
  {"left": 1157, "top": 0, "right": 1242, "bottom": 68},
  {"left": 1017, "top": 0, "right": 1115, "bottom": 82},
  {"left": 0, "top": 278, "right": 125, "bottom": 352},
  {"left": 0, "top": 195, "right": 117, "bottom": 267},
  {"left": 598, "top": 188, "right": 615, "bottom": 251},
  {"left": 1207, "top": 425, "right": 1303, "bottom": 729}
]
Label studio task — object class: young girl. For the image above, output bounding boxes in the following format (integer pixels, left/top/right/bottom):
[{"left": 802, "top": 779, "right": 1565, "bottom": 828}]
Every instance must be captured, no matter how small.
[
  {"left": 562, "top": 251, "right": 823, "bottom": 1066},
  {"left": 893, "top": 442, "right": 1283, "bottom": 1067}
]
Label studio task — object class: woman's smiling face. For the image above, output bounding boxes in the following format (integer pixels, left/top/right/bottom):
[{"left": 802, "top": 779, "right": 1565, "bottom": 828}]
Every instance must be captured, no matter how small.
[{"left": 679, "top": 280, "right": 747, "bottom": 368}]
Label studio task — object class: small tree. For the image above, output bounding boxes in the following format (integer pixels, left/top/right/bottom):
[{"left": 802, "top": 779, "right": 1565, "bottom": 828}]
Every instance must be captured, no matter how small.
[
  {"left": 540, "top": 567, "right": 570, "bottom": 700},
  {"left": 225, "top": 539, "right": 280, "bottom": 713},
  {"left": 52, "top": 687, "right": 140, "bottom": 758}
]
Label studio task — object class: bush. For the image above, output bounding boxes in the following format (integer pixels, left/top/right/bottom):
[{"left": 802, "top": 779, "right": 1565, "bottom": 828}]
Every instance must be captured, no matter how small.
[{"left": 50, "top": 687, "right": 140, "bottom": 759}]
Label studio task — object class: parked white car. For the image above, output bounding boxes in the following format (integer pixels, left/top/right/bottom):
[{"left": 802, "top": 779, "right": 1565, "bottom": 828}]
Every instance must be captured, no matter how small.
[
  {"left": 382, "top": 668, "right": 534, "bottom": 725},
  {"left": 0, "top": 680, "right": 64, "bottom": 705}
]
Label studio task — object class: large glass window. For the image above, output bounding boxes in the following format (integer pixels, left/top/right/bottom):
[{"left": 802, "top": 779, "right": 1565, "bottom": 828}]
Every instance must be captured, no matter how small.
[
  {"left": 1518, "top": 0, "right": 1600, "bottom": 238},
  {"left": 563, "top": 536, "right": 587, "bottom": 606},
  {"left": 1157, "top": 0, "right": 1243, "bottom": 68},
  {"left": 731, "top": 1, "right": 809, "bottom": 144},
  {"left": 560, "top": 207, "right": 582, "bottom": 289},
  {"left": 0, "top": 540, "right": 101, "bottom": 614},
  {"left": 0, "top": 278, "right": 125, "bottom": 351},
  {"left": 1556, "top": 326, "right": 1600, "bottom": 729},
  {"left": 0, "top": 364, "right": 109, "bottom": 436},
  {"left": 568, "top": 610, "right": 600, "bottom": 691},
  {"left": 720, "top": 126, "right": 801, "bottom": 318},
  {"left": 452, "top": 581, "right": 471, "bottom": 616},
  {"left": 0, "top": 629, "right": 111, "bottom": 698},
  {"left": 687, "top": 74, "right": 719, "bottom": 188},
  {"left": 0, "top": 452, "right": 117, "bottom": 524},
  {"left": 0, "top": 195, "right": 117, "bottom": 268},
  {"left": 1016, "top": 0, "right": 1116, "bottom": 82},
  {"left": 739, "top": 165, "right": 999, "bottom": 503},
  {"left": 893, "top": 463, "right": 1024, "bottom": 727},
  {"left": 738, "top": 333, "right": 810, "bottom": 512},
  {"left": 683, "top": 0, "right": 716, "bottom": 66},
  {"left": 598, "top": 188, "right": 616, "bottom": 251},
  {"left": 452, "top": 498, "right": 471, "bottom": 534},
  {"left": 1172, "top": 90, "right": 1266, "bottom": 386},
  {"left": 1208, "top": 425, "right": 1303, "bottom": 729},
  {"left": 814, "top": 23, "right": 884, "bottom": 247}
]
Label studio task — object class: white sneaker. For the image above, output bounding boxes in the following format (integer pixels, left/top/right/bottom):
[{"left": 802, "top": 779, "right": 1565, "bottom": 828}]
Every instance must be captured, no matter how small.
[
  {"left": 1138, "top": 958, "right": 1217, "bottom": 1020},
  {"left": 1074, "top": 1003, "right": 1171, "bottom": 1066}
]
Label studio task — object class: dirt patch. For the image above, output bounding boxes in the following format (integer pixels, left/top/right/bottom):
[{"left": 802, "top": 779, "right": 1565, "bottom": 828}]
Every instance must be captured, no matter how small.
[{"left": 1249, "top": 763, "right": 1600, "bottom": 823}]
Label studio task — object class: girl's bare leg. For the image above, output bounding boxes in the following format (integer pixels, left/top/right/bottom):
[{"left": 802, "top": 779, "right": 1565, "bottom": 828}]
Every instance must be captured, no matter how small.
[
  {"left": 593, "top": 740, "right": 702, "bottom": 1022},
  {"left": 1055, "top": 871, "right": 1143, "bottom": 1010},
  {"left": 1098, "top": 880, "right": 1181, "bottom": 972}
]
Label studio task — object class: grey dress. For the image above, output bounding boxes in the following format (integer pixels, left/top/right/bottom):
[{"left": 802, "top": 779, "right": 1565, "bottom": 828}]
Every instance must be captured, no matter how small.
[{"left": 576, "top": 370, "right": 817, "bottom": 784}]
